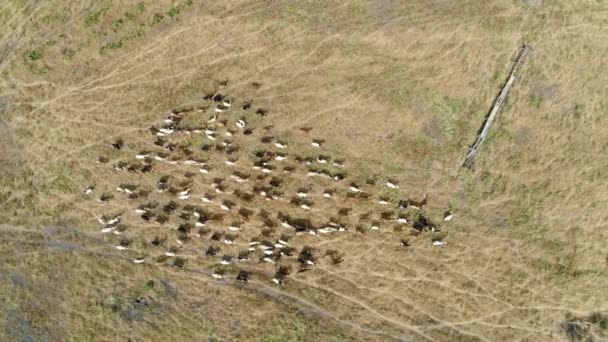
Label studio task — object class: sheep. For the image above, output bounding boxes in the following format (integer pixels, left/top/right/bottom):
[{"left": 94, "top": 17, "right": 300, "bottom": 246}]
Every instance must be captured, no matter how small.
[
  {"left": 386, "top": 179, "right": 399, "bottom": 189},
  {"left": 132, "top": 257, "right": 145, "bottom": 264},
  {"left": 236, "top": 118, "right": 246, "bottom": 129},
  {"left": 220, "top": 199, "right": 235, "bottom": 211},
  {"left": 220, "top": 255, "right": 232, "bottom": 265},
  {"left": 201, "top": 192, "right": 215, "bottom": 204},
  {"left": 444, "top": 210, "right": 454, "bottom": 221}
]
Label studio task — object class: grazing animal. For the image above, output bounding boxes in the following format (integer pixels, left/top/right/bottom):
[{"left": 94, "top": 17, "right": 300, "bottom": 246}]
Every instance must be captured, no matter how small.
[
  {"left": 409, "top": 194, "right": 428, "bottom": 210},
  {"left": 140, "top": 211, "right": 156, "bottom": 222},
  {"left": 412, "top": 214, "right": 438, "bottom": 232},
  {"left": 206, "top": 245, "right": 221, "bottom": 256},
  {"left": 256, "top": 108, "right": 268, "bottom": 117},
  {"left": 177, "top": 223, "right": 192, "bottom": 234},
  {"left": 112, "top": 138, "right": 124, "bottom": 150},
  {"left": 297, "top": 246, "right": 315, "bottom": 266},
  {"left": 151, "top": 236, "right": 166, "bottom": 247},
  {"left": 238, "top": 207, "right": 255, "bottom": 219},
  {"left": 325, "top": 249, "right": 344, "bottom": 264},
  {"left": 272, "top": 265, "right": 291, "bottom": 285},
  {"left": 197, "top": 227, "right": 210, "bottom": 237},
  {"left": 269, "top": 177, "right": 282, "bottom": 188},
  {"left": 238, "top": 250, "right": 251, "bottom": 261},
  {"left": 349, "top": 182, "right": 362, "bottom": 193},
  {"left": 338, "top": 208, "right": 351, "bottom": 216},
  {"left": 155, "top": 214, "right": 169, "bottom": 224},
  {"left": 173, "top": 257, "right": 186, "bottom": 268},
  {"left": 386, "top": 179, "right": 399, "bottom": 189},
  {"left": 444, "top": 210, "right": 454, "bottom": 221},
  {"left": 381, "top": 211, "right": 394, "bottom": 220},
  {"left": 220, "top": 255, "right": 232, "bottom": 265},
  {"left": 210, "top": 231, "right": 223, "bottom": 242},
  {"left": 236, "top": 270, "right": 250, "bottom": 282},
  {"left": 163, "top": 200, "right": 179, "bottom": 214}
]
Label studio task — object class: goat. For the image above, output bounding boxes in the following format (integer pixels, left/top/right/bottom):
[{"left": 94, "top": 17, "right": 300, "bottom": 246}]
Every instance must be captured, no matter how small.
[{"left": 236, "top": 270, "right": 250, "bottom": 282}]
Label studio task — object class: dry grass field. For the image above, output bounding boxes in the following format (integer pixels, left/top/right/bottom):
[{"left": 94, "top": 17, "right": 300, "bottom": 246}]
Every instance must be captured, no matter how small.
[{"left": 1, "top": 0, "right": 607, "bottom": 341}]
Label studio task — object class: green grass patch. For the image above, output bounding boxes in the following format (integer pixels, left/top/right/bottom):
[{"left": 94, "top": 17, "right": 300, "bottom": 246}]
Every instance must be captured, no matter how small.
[
  {"left": 152, "top": 13, "right": 165, "bottom": 24},
  {"left": 85, "top": 7, "right": 109, "bottom": 26},
  {"left": 26, "top": 50, "right": 42, "bottom": 61},
  {"left": 529, "top": 94, "right": 543, "bottom": 108},
  {"left": 111, "top": 18, "right": 125, "bottom": 32},
  {"left": 167, "top": 6, "right": 181, "bottom": 18}
]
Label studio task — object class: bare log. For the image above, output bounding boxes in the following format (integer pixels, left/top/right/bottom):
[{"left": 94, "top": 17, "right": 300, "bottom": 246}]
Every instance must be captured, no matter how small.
[{"left": 463, "top": 45, "right": 531, "bottom": 169}]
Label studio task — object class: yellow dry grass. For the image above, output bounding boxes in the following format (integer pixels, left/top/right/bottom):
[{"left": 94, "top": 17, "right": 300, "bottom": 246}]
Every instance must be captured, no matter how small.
[{"left": 0, "top": 0, "right": 607, "bottom": 341}]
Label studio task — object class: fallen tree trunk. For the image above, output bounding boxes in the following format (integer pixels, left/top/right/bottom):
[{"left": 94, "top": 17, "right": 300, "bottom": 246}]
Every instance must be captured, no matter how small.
[{"left": 463, "top": 45, "right": 531, "bottom": 169}]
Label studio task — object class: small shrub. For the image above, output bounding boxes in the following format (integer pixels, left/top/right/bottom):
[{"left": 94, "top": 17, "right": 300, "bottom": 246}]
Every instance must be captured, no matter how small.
[
  {"left": 27, "top": 50, "right": 42, "bottom": 61},
  {"left": 137, "top": 2, "right": 146, "bottom": 12},
  {"left": 85, "top": 8, "right": 108, "bottom": 26},
  {"left": 101, "top": 40, "right": 123, "bottom": 52},
  {"left": 573, "top": 103, "right": 585, "bottom": 118},
  {"left": 152, "top": 13, "right": 164, "bottom": 24},
  {"left": 529, "top": 94, "right": 543, "bottom": 108},
  {"left": 167, "top": 6, "right": 181, "bottom": 18},
  {"left": 111, "top": 18, "right": 124, "bottom": 32}
]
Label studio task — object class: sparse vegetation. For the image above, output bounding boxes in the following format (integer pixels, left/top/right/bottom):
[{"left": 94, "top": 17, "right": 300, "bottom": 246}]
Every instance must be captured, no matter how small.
[
  {"left": 152, "top": 12, "right": 164, "bottom": 24},
  {"left": 26, "top": 49, "right": 42, "bottom": 61},
  {"left": 84, "top": 7, "right": 108, "bottom": 26}
]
